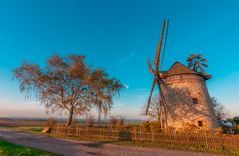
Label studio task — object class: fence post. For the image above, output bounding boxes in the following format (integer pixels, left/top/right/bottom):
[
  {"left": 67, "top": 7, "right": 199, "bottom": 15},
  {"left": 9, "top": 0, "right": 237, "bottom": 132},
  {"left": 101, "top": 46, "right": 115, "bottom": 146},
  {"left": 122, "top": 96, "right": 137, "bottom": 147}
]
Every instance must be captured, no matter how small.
[
  {"left": 204, "top": 132, "right": 209, "bottom": 148},
  {"left": 220, "top": 133, "right": 224, "bottom": 149},
  {"left": 100, "top": 128, "right": 102, "bottom": 139},
  {"left": 151, "top": 131, "right": 153, "bottom": 143}
]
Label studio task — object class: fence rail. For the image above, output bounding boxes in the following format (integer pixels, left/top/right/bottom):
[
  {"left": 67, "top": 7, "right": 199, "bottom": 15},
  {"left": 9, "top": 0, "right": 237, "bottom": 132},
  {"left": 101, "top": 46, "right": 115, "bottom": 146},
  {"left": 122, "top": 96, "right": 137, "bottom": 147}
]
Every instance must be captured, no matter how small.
[{"left": 51, "top": 126, "right": 239, "bottom": 149}]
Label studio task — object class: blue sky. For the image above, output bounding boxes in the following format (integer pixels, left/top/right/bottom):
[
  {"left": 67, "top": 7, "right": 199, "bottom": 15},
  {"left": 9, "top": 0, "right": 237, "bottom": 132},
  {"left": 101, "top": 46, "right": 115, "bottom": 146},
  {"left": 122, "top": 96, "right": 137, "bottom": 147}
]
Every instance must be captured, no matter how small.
[{"left": 0, "top": 0, "right": 239, "bottom": 119}]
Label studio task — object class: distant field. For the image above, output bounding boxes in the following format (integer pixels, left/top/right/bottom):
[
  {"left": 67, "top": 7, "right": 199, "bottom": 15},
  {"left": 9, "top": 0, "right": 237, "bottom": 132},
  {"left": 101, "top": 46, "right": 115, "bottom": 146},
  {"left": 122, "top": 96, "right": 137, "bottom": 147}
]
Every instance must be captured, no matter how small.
[
  {"left": 0, "top": 117, "right": 142, "bottom": 128},
  {"left": 0, "top": 140, "right": 57, "bottom": 156},
  {"left": 0, "top": 118, "right": 46, "bottom": 127}
]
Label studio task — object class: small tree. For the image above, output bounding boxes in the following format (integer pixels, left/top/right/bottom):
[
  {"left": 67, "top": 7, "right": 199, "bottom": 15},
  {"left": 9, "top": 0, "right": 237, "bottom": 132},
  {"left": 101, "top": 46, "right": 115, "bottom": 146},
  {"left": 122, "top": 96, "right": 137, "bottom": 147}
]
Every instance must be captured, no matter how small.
[{"left": 13, "top": 54, "right": 124, "bottom": 126}]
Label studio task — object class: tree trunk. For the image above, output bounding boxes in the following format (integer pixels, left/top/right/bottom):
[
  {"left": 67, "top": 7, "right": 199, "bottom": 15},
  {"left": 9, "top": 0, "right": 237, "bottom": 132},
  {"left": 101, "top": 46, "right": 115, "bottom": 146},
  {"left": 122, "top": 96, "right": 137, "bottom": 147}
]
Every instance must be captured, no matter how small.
[{"left": 66, "top": 106, "right": 74, "bottom": 126}]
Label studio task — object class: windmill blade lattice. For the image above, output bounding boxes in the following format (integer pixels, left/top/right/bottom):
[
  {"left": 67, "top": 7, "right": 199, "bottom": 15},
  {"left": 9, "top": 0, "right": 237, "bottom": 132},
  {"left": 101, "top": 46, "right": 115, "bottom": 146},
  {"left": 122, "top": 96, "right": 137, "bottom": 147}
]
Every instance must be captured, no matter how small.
[{"left": 146, "top": 19, "right": 169, "bottom": 128}]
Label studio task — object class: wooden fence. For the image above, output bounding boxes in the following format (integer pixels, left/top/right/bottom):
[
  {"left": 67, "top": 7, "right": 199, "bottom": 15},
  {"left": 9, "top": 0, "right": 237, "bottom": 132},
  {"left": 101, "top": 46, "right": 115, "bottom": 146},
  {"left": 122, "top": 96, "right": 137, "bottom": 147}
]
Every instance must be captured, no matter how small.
[{"left": 51, "top": 126, "right": 239, "bottom": 149}]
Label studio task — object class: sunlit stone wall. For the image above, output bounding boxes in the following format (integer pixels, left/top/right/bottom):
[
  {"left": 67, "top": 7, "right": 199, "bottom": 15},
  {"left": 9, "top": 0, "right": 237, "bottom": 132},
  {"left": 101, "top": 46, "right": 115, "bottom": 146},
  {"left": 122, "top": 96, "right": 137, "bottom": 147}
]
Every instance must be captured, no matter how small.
[{"left": 161, "top": 74, "right": 219, "bottom": 129}]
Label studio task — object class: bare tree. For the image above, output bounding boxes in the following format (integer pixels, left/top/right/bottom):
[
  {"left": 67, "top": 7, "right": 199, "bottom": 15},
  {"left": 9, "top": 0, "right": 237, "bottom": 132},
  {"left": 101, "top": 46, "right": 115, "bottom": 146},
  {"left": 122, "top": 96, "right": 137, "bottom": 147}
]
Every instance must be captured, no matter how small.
[
  {"left": 89, "top": 69, "right": 125, "bottom": 126},
  {"left": 211, "top": 97, "right": 227, "bottom": 120},
  {"left": 13, "top": 54, "right": 124, "bottom": 126},
  {"left": 143, "top": 95, "right": 161, "bottom": 122}
]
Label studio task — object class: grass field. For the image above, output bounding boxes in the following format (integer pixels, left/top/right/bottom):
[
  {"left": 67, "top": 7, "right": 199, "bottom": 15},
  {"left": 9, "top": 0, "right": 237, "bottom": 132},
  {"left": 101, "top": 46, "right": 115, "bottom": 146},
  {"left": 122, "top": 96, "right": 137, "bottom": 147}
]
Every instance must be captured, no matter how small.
[
  {"left": 0, "top": 118, "right": 46, "bottom": 127},
  {"left": 0, "top": 140, "right": 57, "bottom": 156}
]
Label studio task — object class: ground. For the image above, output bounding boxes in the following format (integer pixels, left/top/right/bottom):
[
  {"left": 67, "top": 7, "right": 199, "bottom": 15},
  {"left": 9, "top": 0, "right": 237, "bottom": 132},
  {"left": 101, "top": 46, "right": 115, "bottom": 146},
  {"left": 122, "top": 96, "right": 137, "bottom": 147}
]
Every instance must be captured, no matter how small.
[
  {"left": 0, "top": 129, "right": 220, "bottom": 156},
  {"left": 0, "top": 140, "right": 56, "bottom": 156}
]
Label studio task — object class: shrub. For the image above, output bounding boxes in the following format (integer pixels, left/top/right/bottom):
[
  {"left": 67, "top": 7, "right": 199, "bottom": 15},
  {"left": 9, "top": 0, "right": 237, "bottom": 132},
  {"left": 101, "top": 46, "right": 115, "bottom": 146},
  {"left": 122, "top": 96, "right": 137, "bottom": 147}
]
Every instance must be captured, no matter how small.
[
  {"left": 119, "top": 129, "right": 132, "bottom": 141},
  {"left": 140, "top": 121, "right": 151, "bottom": 132},
  {"left": 175, "top": 122, "right": 199, "bottom": 133},
  {"left": 233, "top": 125, "right": 239, "bottom": 134},
  {"left": 214, "top": 127, "right": 223, "bottom": 134},
  {"left": 150, "top": 121, "right": 161, "bottom": 132}
]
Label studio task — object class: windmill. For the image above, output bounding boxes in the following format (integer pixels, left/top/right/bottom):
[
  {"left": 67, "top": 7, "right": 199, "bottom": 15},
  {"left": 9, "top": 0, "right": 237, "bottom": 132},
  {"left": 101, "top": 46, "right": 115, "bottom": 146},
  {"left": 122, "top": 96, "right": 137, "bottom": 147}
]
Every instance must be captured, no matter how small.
[{"left": 146, "top": 19, "right": 169, "bottom": 129}]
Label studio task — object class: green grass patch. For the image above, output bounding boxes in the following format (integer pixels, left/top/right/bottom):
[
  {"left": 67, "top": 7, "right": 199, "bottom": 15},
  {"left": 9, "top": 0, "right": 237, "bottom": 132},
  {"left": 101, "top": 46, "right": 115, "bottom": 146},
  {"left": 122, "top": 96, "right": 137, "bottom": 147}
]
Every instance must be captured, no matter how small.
[
  {"left": 17, "top": 127, "right": 44, "bottom": 132},
  {"left": 0, "top": 126, "right": 44, "bottom": 133},
  {"left": 0, "top": 140, "right": 57, "bottom": 156}
]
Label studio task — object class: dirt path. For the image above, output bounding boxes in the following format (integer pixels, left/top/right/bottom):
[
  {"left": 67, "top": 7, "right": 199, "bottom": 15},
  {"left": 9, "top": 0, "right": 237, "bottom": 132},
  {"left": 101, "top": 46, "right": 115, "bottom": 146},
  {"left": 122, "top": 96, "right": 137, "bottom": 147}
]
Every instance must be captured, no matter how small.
[{"left": 0, "top": 129, "right": 220, "bottom": 156}]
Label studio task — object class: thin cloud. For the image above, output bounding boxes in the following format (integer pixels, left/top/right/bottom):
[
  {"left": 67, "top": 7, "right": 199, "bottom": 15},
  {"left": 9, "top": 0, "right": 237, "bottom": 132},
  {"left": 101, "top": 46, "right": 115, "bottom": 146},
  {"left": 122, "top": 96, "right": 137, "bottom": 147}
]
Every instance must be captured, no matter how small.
[
  {"left": 119, "top": 51, "right": 135, "bottom": 62},
  {"left": 65, "top": 0, "right": 78, "bottom": 20},
  {"left": 123, "top": 84, "right": 129, "bottom": 89}
]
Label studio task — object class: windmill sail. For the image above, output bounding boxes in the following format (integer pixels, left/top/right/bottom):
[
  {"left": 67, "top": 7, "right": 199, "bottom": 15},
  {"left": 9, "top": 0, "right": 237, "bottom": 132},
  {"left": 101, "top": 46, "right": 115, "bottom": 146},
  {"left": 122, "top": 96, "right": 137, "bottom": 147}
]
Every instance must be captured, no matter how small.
[
  {"left": 146, "top": 19, "right": 169, "bottom": 129},
  {"left": 154, "top": 19, "right": 166, "bottom": 70}
]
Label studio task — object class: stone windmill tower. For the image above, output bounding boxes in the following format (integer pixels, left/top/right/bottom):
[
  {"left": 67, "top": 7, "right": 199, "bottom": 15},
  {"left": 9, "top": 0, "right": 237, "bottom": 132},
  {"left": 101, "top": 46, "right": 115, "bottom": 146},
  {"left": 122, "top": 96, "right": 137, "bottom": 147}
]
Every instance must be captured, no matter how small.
[
  {"left": 159, "top": 61, "right": 219, "bottom": 128},
  {"left": 146, "top": 19, "right": 219, "bottom": 129}
]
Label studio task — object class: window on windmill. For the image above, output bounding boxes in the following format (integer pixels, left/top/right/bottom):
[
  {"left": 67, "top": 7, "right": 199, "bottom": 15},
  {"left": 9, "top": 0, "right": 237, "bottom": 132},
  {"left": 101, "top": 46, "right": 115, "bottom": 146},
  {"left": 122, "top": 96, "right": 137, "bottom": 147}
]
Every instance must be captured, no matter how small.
[
  {"left": 192, "top": 98, "right": 198, "bottom": 105},
  {"left": 198, "top": 121, "right": 203, "bottom": 127}
]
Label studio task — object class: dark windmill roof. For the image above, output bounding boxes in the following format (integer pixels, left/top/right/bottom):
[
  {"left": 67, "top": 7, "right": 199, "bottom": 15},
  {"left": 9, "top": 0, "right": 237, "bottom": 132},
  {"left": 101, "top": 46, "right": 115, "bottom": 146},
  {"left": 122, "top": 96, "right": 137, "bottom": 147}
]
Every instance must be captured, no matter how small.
[{"left": 160, "top": 62, "right": 212, "bottom": 80}]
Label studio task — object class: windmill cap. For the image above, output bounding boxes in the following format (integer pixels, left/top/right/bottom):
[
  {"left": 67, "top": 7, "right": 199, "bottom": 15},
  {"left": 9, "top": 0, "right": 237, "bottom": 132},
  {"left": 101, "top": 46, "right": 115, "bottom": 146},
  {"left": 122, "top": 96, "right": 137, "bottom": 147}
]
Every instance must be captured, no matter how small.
[{"left": 160, "top": 61, "right": 212, "bottom": 80}]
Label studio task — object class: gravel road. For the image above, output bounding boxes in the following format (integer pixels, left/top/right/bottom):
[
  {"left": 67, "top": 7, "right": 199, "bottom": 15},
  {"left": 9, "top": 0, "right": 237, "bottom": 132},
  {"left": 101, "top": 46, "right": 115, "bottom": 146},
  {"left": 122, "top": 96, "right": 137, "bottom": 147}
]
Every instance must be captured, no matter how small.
[{"left": 0, "top": 129, "right": 220, "bottom": 156}]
